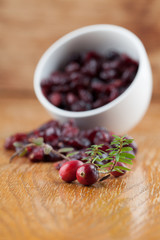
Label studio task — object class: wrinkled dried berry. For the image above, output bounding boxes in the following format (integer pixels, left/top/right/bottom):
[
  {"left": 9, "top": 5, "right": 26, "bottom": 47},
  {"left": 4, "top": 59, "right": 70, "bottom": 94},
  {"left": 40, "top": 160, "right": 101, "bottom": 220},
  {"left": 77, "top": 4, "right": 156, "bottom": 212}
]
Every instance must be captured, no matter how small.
[
  {"left": 5, "top": 119, "right": 137, "bottom": 165},
  {"left": 41, "top": 51, "right": 138, "bottom": 111}
]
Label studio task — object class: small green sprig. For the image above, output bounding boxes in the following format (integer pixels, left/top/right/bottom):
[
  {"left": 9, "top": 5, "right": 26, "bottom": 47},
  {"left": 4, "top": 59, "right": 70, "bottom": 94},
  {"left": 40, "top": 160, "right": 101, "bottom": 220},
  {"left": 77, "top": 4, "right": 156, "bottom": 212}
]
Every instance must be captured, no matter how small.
[
  {"left": 10, "top": 135, "right": 135, "bottom": 183},
  {"left": 10, "top": 137, "right": 73, "bottom": 162},
  {"left": 83, "top": 135, "right": 135, "bottom": 181}
]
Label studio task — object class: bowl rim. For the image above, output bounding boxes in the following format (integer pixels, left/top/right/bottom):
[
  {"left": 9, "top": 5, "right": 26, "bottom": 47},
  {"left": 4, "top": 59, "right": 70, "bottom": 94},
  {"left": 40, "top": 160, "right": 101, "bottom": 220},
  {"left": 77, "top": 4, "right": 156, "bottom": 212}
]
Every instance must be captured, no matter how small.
[{"left": 34, "top": 24, "right": 146, "bottom": 118}]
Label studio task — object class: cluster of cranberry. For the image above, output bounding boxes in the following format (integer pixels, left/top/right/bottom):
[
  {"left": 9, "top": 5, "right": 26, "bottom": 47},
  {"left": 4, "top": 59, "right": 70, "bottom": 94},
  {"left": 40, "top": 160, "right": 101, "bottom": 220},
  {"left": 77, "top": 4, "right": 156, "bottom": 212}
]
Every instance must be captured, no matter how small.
[
  {"left": 59, "top": 160, "right": 99, "bottom": 186},
  {"left": 59, "top": 160, "right": 126, "bottom": 186},
  {"left": 41, "top": 51, "right": 138, "bottom": 111},
  {"left": 5, "top": 119, "right": 137, "bottom": 186}
]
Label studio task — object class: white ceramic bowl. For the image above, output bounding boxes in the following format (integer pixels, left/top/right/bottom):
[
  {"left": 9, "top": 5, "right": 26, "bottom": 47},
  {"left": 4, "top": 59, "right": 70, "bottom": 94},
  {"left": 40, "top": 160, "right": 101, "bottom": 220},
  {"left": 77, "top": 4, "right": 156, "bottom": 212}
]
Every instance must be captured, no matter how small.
[{"left": 34, "top": 24, "right": 152, "bottom": 134}]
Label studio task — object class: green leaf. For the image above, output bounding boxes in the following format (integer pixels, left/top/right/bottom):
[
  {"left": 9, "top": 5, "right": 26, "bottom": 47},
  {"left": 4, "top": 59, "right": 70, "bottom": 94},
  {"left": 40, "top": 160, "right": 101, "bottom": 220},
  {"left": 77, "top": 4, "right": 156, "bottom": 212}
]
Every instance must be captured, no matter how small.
[
  {"left": 67, "top": 151, "right": 79, "bottom": 157},
  {"left": 96, "top": 151, "right": 103, "bottom": 156},
  {"left": 121, "top": 135, "right": 127, "bottom": 139},
  {"left": 119, "top": 158, "right": 133, "bottom": 165},
  {"left": 112, "top": 168, "right": 123, "bottom": 173},
  {"left": 82, "top": 157, "right": 89, "bottom": 161},
  {"left": 19, "top": 148, "right": 28, "bottom": 157},
  {"left": 120, "top": 152, "right": 135, "bottom": 159},
  {"left": 124, "top": 139, "right": 134, "bottom": 144},
  {"left": 114, "top": 165, "right": 131, "bottom": 171},
  {"left": 109, "top": 150, "right": 117, "bottom": 156},
  {"left": 85, "top": 151, "right": 92, "bottom": 155},
  {"left": 95, "top": 157, "right": 110, "bottom": 162},
  {"left": 92, "top": 156, "right": 100, "bottom": 163},
  {"left": 111, "top": 141, "right": 119, "bottom": 146},
  {"left": 13, "top": 142, "right": 23, "bottom": 148},
  {"left": 116, "top": 154, "right": 120, "bottom": 162},
  {"left": 99, "top": 162, "right": 113, "bottom": 168},
  {"left": 91, "top": 144, "right": 104, "bottom": 148},
  {"left": 44, "top": 144, "right": 52, "bottom": 155},
  {"left": 31, "top": 137, "right": 44, "bottom": 146},
  {"left": 112, "top": 135, "right": 121, "bottom": 140},
  {"left": 58, "top": 147, "right": 74, "bottom": 153},
  {"left": 121, "top": 147, "right": 133, "bottom": 152}
]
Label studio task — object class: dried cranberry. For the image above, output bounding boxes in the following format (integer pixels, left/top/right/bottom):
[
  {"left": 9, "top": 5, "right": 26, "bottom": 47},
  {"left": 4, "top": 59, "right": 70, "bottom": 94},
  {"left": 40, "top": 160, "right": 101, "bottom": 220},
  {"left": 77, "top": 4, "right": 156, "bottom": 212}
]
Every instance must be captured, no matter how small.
[
  {"left": 54, "top": 160, "right": 67, "bottom": 170},
  {"left": 49, "top": 93, "right": 62, "bottom": 107},
  {"left": 78, "top": 89, "right": 93, "bottom": 102},
  {"left": 41, "top": 51, "right": 138, "bottom": 111},
  {"left": 105, "top": 51, "right": 120, "bottom": 61},
  {"left": 29, "top": 147, "right": 44, "bottom": 162},
  {"left": 65, "top": 62, "right": 80, "bottom": 73},
  {"left": 4, "top": 133, "right": 27, "bottom": 150},
  {"left": 66, "top": 92, "right": 78, "bottom": 105}
]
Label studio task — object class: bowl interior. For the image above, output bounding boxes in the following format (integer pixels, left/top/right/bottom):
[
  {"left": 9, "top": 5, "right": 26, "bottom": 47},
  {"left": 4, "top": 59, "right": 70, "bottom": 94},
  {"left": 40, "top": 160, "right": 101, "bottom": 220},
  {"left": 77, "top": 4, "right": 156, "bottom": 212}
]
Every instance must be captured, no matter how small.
[
  {"left": 35, "top": 25, "right": 142, "bottom": 118},
  {"left": 39, "top": 27, "right": 140, "bottom": 80}
]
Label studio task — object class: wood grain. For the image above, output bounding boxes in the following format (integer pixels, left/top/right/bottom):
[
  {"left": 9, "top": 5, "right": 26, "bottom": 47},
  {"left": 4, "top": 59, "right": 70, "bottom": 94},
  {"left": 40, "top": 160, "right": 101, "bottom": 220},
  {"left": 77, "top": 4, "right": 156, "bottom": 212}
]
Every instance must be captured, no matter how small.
[
  {"left": 0, "top": 98, "right": 160, "bottom": 240},
  {"left": 1, "top": 0, "right": 160, "bottom": 239}
]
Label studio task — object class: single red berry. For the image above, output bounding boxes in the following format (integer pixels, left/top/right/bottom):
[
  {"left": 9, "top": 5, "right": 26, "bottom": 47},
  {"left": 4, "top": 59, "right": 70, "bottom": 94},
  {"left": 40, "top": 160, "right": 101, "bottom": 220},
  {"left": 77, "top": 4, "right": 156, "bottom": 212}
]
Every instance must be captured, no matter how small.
[
  {"left": 59, "top": 160, "right": 83, "bottom": 183},
  {"left": 76, "top": 163, "right": 99, "bottom": 186},
  {"left": 29, "top": 147, "right": 44, "bottom": 162},
  {"left": 49, "top": 92, "right": 62, "bottom": 107},
  {"left": 111, "top": 162, "right": 126, "bottom": 178},
  {"left": 4, "top": 133, "right": 27, "bottom": 150}
]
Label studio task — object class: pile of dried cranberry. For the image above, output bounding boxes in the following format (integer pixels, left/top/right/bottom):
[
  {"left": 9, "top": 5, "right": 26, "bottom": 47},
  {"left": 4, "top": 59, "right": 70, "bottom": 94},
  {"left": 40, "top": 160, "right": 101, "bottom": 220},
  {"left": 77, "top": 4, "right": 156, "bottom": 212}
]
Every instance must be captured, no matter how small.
[
  {"left": 41, "top": 51, "right": 138, "bottom": 111},
  {"left": 5, "top": 119, "right": 137, "bottom": 162}
]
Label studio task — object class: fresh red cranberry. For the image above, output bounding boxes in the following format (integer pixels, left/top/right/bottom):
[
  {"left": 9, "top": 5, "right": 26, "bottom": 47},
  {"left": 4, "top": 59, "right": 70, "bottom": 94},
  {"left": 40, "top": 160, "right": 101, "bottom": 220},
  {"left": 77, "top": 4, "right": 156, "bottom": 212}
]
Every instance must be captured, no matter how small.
[
  {"left": 76, "top": 164, "right": 99, "bottom": 186},
  {"left": 59, "top": 160, "right": 83, "bottom": 183},
  {"left": 111, "top": 162, "right": 126, "bottom": 178}
]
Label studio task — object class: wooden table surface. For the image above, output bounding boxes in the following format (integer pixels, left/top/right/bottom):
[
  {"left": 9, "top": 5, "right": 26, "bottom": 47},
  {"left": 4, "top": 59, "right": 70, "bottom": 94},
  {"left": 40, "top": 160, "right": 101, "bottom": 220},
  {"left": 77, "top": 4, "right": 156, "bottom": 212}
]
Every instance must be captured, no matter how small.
[{"left": 0, "top": 1, "right": 160, "bottom": 240}]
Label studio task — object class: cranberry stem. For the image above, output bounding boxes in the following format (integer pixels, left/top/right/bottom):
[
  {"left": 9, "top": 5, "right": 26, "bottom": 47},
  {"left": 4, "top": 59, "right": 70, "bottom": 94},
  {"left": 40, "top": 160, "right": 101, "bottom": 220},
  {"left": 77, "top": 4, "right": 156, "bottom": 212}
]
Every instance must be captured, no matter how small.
[
  {"left": 97, "top": 139, "right": 123, "bottom": 181},
  {"left": 10, "top": 142, "right": 71, "bottom": 163},
  {"left": 50, "top": 148, "right": 70, "bottom": 161},
  {"left": 10, "top": 143, "right": 35, "bottom": 162},
  {"left": 98, "top": 174, "right": 110, "bottom": 182}
]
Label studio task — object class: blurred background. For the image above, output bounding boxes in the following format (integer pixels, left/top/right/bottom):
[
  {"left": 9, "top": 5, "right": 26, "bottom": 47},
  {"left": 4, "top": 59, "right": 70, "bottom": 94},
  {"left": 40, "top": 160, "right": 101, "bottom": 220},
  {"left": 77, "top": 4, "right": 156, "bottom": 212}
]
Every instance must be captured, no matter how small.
[
  {"left": 0, "top": 0, "right": 160, "bottom": 100},
  {"left": 1, "top": 2, "right": 160, "bottom": 240}
]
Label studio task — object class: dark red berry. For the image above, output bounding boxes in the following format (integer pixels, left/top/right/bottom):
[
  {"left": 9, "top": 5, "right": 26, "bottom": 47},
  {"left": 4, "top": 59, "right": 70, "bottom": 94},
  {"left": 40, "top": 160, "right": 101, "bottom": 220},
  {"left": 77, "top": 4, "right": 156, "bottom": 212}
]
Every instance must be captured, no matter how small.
[
  {"left": 76, "top": 164, "right": 99, "bottom": 186},
  {"left": 59, "top": 160, "right": 83, "bottom": 183},
  {"left": 4, "top": 133, "right": 27, "bottom": 150},
  {"left": 49, "top": 92, "right": 62, "bottom": 107},
  {"left": 29, "top": 147, "right": 44, "bottom": 162},
  {"left": 41, "top": 50, "right": 138, "bottom": 111},
  {"left": 66, "top": 93, "right": 78, "bottom": 105},
  {"left": 111, "top": 162, "right": 126, "bottom": 178},
  {"left": 54, "top": 160, "right": 67, "bottom": 170},
  {"left": 65, "top": 62, "right": 80, "bottom": 73}
]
